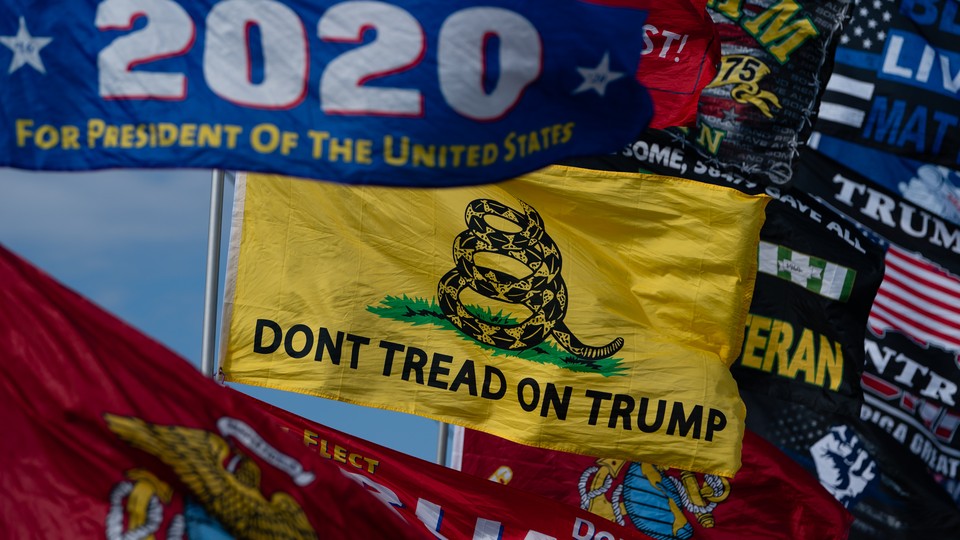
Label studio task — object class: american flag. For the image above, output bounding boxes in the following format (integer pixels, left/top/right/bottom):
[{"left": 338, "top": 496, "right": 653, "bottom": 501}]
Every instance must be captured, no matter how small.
[
  {"left": 814, "top": 0, "right": 894, "bottom": 130},
  {"left": 869, "top": 244, "right": 960, "bottom": 354}
]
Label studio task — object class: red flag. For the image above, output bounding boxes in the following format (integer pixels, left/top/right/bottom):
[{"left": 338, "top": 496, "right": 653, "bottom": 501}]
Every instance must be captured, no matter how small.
[
  {"left": 635, "top": 0, "right": 720, "bottom": 129},
  {"left": 0, "top": 243, "right": 653, "bottom": 540},
  {"left": 586, "top": 0, "right": 720, "bottom": 129},
  {"left": 259, "top": 399, "right": 658, "bottom": 540},
  {"left": 454, "top": 427, "right": 853, "bottom": 539},
  {"left": 0, "top": 243, "right": 425, "bottom": 539}
]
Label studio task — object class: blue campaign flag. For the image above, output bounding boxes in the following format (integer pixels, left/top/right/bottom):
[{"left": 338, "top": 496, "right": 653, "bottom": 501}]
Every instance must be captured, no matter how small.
[{"left": 0, "top": 0, "right": 653, "bottom": 186}]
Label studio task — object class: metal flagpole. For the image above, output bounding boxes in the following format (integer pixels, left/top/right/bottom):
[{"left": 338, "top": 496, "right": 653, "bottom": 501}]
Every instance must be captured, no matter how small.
[
  {"left": 436, "top": 422, "right": 449, "bottom": 466},
  {"left": 200, "top": 169, "right": 226, "bottom": 378}
]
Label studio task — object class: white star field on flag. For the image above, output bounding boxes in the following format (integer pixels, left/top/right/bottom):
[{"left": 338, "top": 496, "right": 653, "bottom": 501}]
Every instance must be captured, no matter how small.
[{"left": 839, "top": 0, "right": 892, "bottom": 52}]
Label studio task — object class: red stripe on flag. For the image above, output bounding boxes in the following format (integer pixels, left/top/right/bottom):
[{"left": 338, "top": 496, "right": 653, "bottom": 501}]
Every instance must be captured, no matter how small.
[
  {"left": 868, "top": 310, "right": 903, "bottom": 338},
  {"left": 861, "top": 371, "right": 901, "bottom": 398},
  {"left": 872, "top": 291, "right": 960, "bottom": 345},
  {"left": 883, "top": 272, "right": 960, "bottom": 322},
  {"left": 887, "top": 249, "right": 960, "bottom": 299},
  {"left": 868, "top": 304, "right": 932, "bottom": 347},
  {"left": 871, "top": 296, "right": 960, "bottom": 349},
  {"left": 889, "top": 247, "right": 960, "bottom": 291}
]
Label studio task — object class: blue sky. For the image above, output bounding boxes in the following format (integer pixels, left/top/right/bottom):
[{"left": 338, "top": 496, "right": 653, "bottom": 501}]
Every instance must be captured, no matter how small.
[{"left": 0, "top": 166, "right": 442, "bottom": 463}]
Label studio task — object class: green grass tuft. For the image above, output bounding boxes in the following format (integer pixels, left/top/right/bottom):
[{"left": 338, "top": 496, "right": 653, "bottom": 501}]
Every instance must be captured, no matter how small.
[{"left": 367, "top": 295, "right": 625, "bottom": 377}]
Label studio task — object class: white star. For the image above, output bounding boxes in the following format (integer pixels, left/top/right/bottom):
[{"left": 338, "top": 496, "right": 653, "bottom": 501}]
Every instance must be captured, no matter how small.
[
  {"left": 853, "top": 25, "right": 864, "bottom": 36},
  {"left": 721, "top": 106, "right": 739, "bottom": 123},
  {"left": 882, "top": 10, "right": 892, "bottom": 21},
  {"left": 877, "top": 30, "right": 886, "bottom": 40},
  {"left": 841, "top": 34, "right": 850, "bottom": 44},
  {"left": 868, "top": 19, "right": 878, "bottom": 28},
  {"left": 863, "top": 38, "right": 873, "bottom": 49},
  {"left": 873, "top": 0, "right": 881, "bottom": 8},
  {"left": 0, "top": 17, "right": 52, "bottom": 74},
  {"left": 573, "top": 52, "right": 625, "bottom": 97}
]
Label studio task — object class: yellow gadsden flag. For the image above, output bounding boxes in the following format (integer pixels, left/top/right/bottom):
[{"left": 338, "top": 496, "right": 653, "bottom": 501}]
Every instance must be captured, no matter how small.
[{"left": 221, "top": 166, "right": 769, "bottom": 476}]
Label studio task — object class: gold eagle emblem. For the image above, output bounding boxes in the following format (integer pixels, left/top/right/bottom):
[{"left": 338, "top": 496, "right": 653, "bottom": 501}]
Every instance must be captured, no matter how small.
[{"left": 105, "top": 414, "right": 317, "bottom": 540}]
